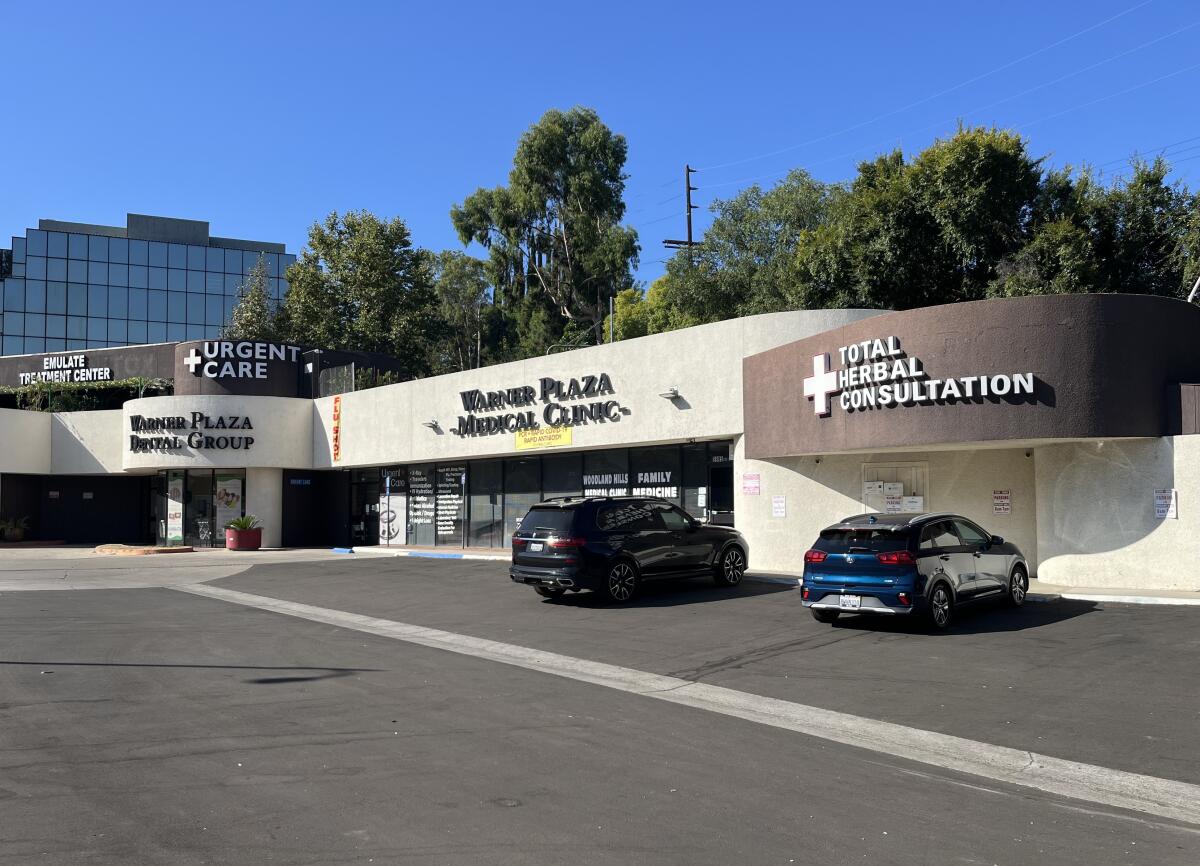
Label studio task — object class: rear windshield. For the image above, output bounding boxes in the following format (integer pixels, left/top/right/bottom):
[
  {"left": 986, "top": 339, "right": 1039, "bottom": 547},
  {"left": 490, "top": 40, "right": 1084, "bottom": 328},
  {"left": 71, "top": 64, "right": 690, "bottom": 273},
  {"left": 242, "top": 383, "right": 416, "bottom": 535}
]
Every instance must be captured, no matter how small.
[
  {"left": 817, "top": 527, "right": 911, "bottom": 553},
  {"left": 517, "top": 508, "right": 576, "bottom": 533}
]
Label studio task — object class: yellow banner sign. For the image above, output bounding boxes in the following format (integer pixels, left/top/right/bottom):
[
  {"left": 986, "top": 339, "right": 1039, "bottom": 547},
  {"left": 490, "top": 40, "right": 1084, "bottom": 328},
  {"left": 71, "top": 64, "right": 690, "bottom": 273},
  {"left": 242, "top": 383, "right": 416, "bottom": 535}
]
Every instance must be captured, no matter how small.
[{"left": 515, "top": 426, "right": 573, "bottom": 451}]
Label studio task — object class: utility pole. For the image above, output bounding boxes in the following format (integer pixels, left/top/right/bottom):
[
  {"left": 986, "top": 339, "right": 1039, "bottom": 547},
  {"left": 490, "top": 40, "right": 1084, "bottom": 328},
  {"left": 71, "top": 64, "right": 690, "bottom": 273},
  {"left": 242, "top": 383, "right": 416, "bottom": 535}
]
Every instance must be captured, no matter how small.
[{"left": 663, "top": 164, "right": 700, "bottom": 261}]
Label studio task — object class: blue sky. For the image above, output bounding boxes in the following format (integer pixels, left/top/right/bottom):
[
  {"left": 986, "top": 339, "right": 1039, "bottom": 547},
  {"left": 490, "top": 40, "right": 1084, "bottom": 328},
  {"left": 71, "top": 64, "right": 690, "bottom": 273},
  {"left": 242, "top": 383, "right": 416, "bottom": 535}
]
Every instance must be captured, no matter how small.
[{"left": 2, "top": 1, "right": 1197, "bottom": 285}]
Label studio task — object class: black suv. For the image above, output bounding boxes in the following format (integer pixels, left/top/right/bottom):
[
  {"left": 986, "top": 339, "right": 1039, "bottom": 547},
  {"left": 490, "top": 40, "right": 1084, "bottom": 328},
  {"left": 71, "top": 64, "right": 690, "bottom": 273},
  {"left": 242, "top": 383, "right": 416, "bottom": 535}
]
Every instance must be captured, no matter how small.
[{"left": 509, "top": 497, "right": 749, "bottom": 603}]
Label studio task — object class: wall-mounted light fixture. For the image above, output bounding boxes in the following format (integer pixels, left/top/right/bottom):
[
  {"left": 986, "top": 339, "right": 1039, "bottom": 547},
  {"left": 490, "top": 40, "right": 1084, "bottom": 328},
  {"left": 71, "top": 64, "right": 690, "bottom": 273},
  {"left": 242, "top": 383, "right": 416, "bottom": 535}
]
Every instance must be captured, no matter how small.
[{"left": 659, "top": 387, "right": 680, "bottom": 400}]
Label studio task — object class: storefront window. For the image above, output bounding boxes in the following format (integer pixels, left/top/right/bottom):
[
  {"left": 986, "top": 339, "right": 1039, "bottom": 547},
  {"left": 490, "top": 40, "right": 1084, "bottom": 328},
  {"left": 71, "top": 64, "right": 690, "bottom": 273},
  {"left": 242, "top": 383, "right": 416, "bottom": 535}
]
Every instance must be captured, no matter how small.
[
  {"left": 468, "top": 460, "right": 503, "bottom": 548},
  {"left": 503, "top": 457, "right": 540, "bottom": 544},
  {"left": 435, "top": 464, "right": 467, "bottom": 546},
  {"left": 583, "top": 449, "right": 629, "bottom": 496},
  {"left": 542, "top": 452, "right": 583, "bottom": 500},
  {"left": 379, "top": 469, "right": 406, "bottom": 545},
  {"left": 681, "top": 443, "right": 709, "bottom": 519},
  {"left": 185, "top": 470, "right": 215, "bottom": 547},
  {"left": 407, "top": 465, "right": 435, "bottom": 547},
  {"left": 630, "top": 446, "right": 682, "bottom": 505}
]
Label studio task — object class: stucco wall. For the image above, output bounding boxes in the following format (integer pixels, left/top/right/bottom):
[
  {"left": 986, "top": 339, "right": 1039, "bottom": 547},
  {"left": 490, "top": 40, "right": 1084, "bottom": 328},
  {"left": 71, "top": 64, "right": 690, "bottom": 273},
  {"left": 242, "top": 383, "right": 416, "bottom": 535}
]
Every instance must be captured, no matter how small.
[
  {"left": 0, "top": 408, "right": 51, "bottom": 474},
  {"left": 51, "top": 411, "right": 125, "bottom": 474},
  {"left": 313, "top": 308, "right": 883, "bottom": 469},
  {"left": 736, "top": 439, "right": 1038, "bottom": 574},
  {"left": 246, "top": 467, "right": 283, "bottom": 548},
  {"left": 1034, "top": 437, "right": 1200, "bottom": 589}
]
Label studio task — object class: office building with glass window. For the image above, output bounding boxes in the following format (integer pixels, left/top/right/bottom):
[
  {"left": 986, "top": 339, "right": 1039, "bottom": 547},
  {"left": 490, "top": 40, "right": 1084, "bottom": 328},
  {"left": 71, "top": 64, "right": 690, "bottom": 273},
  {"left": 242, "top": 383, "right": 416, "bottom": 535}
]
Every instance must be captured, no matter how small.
[{"left": 0, "top": 213, "right": 296, "bottom": 356}]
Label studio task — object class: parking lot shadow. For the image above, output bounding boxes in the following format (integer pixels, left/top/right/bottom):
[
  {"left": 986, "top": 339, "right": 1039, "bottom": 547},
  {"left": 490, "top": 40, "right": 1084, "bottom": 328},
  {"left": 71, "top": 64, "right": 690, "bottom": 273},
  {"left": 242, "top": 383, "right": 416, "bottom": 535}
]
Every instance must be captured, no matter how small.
[
  {"left": 0, "top": 659, "right": 380, "bottom": 685},
  {"left": 538, "top": 578, "right": 793, "bottom": 609},
  {"left": 827, "top": 598, "right": 1100, "bottom": 635}
]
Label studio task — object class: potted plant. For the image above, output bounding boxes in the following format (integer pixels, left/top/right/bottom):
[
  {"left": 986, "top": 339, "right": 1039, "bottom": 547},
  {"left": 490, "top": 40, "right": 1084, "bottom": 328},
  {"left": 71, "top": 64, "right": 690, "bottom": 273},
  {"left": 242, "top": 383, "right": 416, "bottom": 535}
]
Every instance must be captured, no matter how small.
[
  {"left": 225, "top": 515, "right": 263, "bottom": 551},
  {"left": 1, "top": 516, "right": 30, "bottom": 543}
]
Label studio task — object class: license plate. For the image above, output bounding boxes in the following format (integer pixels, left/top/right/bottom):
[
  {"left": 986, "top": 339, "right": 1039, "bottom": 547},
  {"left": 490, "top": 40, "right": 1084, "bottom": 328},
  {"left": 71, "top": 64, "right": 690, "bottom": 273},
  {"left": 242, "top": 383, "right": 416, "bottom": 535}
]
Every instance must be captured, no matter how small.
[
  {"left": 839, "top": 594, "right": 862, "bottom": 610},
  {"left": 529, "top": 542, "right": 544, "bottom": 552}
]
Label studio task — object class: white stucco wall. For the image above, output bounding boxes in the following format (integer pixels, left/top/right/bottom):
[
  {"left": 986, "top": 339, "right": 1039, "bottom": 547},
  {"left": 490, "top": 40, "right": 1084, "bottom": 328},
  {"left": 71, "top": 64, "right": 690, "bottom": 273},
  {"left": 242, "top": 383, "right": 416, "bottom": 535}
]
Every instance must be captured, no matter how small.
[
  {"left": 51, "top": 411, "right": 125, "bottom": 474},
  {"left": 245, "top": 467, "right": 283, "bottom": 548},
  {"left": 736, "top": 440, "right": 1038, "bottom": 574},
  {"left": 0, "top": 408, "right": 51, "bottom": 474},
  {"left": 312, "top": 308, "right": 884, "bottom": 469},
  {"left": 1034, "top": 437, "right": 1200, "bottom": 589}
]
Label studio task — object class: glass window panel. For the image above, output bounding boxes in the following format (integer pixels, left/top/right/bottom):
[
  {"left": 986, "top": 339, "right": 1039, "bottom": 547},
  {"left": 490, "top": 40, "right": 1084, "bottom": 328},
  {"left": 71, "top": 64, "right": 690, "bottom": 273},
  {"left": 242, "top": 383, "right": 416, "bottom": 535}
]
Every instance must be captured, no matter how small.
[
  {"left": 205, "top": 294, "right": 223, "bottom": 325},
  {"left": 223, "top": 295, "right": 236, "bottom": 321},
  {"left": 206, "top": 247, "right": 223, "bottom": 270},
  {"left": 26, "top": 256, "right": 46, "bottom": 279},
  {"left": 503, "top": 458, "right": 542, "bottom": 541},
  {"left": 108, "top": 285, "right": 128, "bottom": 318},
  {"left": 168, "top": 293, "right": 185, "bottom": 322},
  {"left": 583, "top": 449, "right": 630, "bottom": 496},
  {"left": 68, "top": 234, "right": 88, "bottom": 259},
  {"left": 265, "top": 252, "right": 280, "bottom": 277},
  {"left": 68, "top": 283, "right": 87, "bottom": 315},
  {"left": 4, "top": 278, "right": 25, "bottom": 312},
  {"left": 128, "top": 288, "right": 147, "bottom": 319},
  {"left": 270, "top": 278, "right": 281, "bottom": 298},
  {"left": 26, "top": 279, "right": 45, "bottom": 311},
  {"left": 68, "top": 259, "right": 88, "bottom": 282},
  {"left": 148, "top": 291, "right": 167, "bottom": 320},
  {"left": 66, "top": 338, "right": 86, "bottom": 350},
  {"left": 406, "top": 465, "right": 436, "bottom": 547},
  {"left": 186, "top": 270, "right": 204, "bottom": 292},
  {"left": 243, "top": 250, "right": 262, "bottom": 274},
  {"left": 10, "top": 263, "right": 24, "bottom": 278},
  {"left": 185, "top": 324, "right": 205, "bottom": 340},
  {"left": 128, "top": 264, "right": 147, "bottom": 288},
  {"left": 279, "top": 277, "right": 290, "bottom": 296},
  {"left": 26, "top": 230, "right": 47, "bottom": 256},
  {"left": 46, "top": 314, "right": 65, "bottom": 339},
  {"left": 89, "top": 235, "right": 109, "bottom": 261},
  {"left": 128, "top": 320, "right": 147, "bottom": 343},
  {"left": 12, "top": 236, "right": 26, "bottom": 263},
  {"left": 109, "top": 237, "right": 128, "bottom": 263},
  {"left": 467, "top": 461, "right": 503, "bottom": 547},
  {"left": 88, "top": 285, "right": 107, "bottom": 317},
  {"left": 205, "top": 272, "right": 224, "bottom": 293},
  {"left": 167, "top": 269, "right": 186, "bottom": 291},
  {"left": 224, "top": 248, "right": 242, "bottom": 273},
  {"left": 6, "top": 310, "right": 23, "bottom": 334},
  {"left": 45, "top": 338, "right": 66, "bottom": 352},
  {"left": 47, "top": 258, "right": 67, "bottom": 281},
  {"left": 224, "top": 274, "right": 241, "bottom": 294},
  {"left": 148, "top": 241, "right": 168, "bottom": 267},
  {"left": 541, "top": 453, "right": 583, "bottom": 499},
  {"left": 47, "top": 232, "right": 67, "bottom": 257},
  {"left": 186, "top": 293, "right": 205, "bottom": 322},
  {"left": 128, "top": 239, "right": 148, "bottom": 265},
  {"left": 148, "top": 321, "right": 167, "bottom": 343},
  {"left": 167, "top": 243, "right": 186, "bottom": 269},
  {"left": 2, "top": 336, "right": 23, "bottom": 354},
  {"left": 630, "top": 446, "right": 682, "bottom": 505},
  {"left": 108, "top": 319, "right": 127, "bottom": 342},
  {"left": 67, "top": 316, "right": 86, "bottom": 339},
  {"left": 109, "top": 263, "right": 128, "bottom": 287},
  {"left": 148, "top": 267, "right": 167, "bottom": 290},
  {"left": 280, "top": 253, "right": 296, "bottom": 272},
  {"left": 23, "top": 336, "right": 45, "bottom": 353},
  {"left": 87, "top": 319, "right": 107, "bottom": 341},
  {"left": 186, "top": 245, "right": 205, "bottom": 270},
  {"left": 87, "top": 261, "right": 108, "bottom": 283},
  {"left": 46, "top": 282, "right": 67, "bottom": 315}
]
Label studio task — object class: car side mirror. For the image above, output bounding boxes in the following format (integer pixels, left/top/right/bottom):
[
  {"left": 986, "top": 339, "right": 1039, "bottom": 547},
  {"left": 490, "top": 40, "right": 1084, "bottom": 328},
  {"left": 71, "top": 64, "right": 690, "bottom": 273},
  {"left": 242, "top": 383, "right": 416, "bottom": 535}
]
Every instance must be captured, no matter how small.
[{"left": 990, "top": 535, "right": 1004, "bottom": 546}]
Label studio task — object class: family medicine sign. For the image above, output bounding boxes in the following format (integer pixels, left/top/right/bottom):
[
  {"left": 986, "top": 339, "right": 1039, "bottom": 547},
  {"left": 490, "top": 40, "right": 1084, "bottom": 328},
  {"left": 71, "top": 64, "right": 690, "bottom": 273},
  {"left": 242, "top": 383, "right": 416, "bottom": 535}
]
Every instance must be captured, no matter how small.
[{"left": 802, "top": 336, "right": 1035, "bottom": 416}]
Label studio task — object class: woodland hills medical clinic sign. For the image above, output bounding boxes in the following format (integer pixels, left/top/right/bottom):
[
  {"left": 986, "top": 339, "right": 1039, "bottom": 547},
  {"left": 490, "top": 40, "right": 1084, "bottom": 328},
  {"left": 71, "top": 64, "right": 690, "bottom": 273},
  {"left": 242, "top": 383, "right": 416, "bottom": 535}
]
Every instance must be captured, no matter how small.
[{"left": 802, "top": 336, "right": 1035, "bottom": 417}]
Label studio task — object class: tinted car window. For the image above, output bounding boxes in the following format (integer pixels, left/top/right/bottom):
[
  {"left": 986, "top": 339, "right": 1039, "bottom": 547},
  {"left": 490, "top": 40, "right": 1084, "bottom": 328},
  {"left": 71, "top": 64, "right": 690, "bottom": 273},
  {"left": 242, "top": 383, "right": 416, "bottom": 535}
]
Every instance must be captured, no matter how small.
[
  {"left": 920, "top": 521, "right": 960, "bottom": 549},
  {"left": 654, "top": 503, "right": 692, "bottom": 531},
  {"left": 817, "top": 527, "right": 910, "bottom": 552},
  {"left": 953, "top": 520, "right": 989, "bottom": 545},
  {"left": 596, "top": 501, "right": 660, "bottom": 532},
  {"left": 517, "top": 508, "right": 576, "bottom": 533}
]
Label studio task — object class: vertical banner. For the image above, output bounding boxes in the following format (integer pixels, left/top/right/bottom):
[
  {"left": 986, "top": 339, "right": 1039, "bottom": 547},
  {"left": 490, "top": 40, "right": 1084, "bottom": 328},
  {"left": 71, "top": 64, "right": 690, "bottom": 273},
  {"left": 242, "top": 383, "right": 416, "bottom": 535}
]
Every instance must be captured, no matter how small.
[
  {"left": 214, "top": 475, "right": 243, "bottom": 531},
  {"left": 166, "top": 470, "right": 185, "bottom": 545},
  {"left": 331, "top": 395, "right": 343, "bottom": 464}
]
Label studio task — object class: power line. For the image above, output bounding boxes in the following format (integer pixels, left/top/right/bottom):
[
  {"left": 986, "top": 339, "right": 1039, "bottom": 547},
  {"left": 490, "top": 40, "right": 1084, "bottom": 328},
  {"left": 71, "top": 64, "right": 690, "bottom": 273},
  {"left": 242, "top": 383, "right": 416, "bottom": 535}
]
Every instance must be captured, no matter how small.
[
  {"left": 693, "top": 0, "right": 1154, "bottom": 173},
  {"left": 1096, "top": 134, "right": 1200, "bottom": 168}
]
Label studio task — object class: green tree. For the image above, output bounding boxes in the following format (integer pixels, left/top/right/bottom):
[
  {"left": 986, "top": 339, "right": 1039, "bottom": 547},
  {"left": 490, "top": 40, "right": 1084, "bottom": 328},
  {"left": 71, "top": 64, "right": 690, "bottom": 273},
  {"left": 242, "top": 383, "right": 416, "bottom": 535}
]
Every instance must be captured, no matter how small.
[
  {"left": 432, "top": 250, "right": 490, "bottom": 371},
  {"left": 279, "top": 211, "right": 443, "bottom": 377},
  {"left": 451, "top": 107, "right": 640, "bottom": 351},
  {"left": 223, "top": 256, "right": 277, "bottom": 340},
  {"left": 604, "top": 278, "right": 695, "bottom": 341}
]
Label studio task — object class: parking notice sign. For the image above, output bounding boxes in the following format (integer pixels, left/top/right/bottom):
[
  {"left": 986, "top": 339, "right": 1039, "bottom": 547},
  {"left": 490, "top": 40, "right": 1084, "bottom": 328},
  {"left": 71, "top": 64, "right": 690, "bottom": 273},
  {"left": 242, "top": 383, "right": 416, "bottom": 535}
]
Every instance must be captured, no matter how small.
[
  {"left": 993, "top": 490, "right": 1011, "bottom": 515},
  {"left": 1154, "top": 488, "right": 1178, "bottom": 519}
]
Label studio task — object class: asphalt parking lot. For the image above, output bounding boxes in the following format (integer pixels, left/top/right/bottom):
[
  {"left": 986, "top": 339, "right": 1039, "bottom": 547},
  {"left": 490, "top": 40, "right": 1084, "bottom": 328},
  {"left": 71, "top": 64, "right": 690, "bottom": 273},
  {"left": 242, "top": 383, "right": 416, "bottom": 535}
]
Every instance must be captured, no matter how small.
[{"left": 2, "top": 553, "right": 1198, "bottom": 864}]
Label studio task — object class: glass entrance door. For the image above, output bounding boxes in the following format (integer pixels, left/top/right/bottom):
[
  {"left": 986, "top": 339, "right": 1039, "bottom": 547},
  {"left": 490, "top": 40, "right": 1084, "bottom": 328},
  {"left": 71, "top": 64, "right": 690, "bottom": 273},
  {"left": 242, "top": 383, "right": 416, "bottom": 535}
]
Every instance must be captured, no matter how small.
[{"left": 185, "top": 471, "right": 215, "bottom": 547}]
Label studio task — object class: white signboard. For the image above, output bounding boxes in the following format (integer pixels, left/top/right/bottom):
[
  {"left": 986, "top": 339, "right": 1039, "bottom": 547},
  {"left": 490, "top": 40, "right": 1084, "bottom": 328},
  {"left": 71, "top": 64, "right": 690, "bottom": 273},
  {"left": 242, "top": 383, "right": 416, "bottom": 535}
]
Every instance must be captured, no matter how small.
[
  {"left": 901, "top": 496, "right": 924, "bottom": 512},
  {"left": 883, "top": 482, "right": 904, "bottom": 496},
  {"left": 993, "top": 490, "right": 1012, "bottom": 515},
  {"left": 742, "top": 473, "right": 761, "bottom": 495},
  {"left": 884, "top": 495, "right": 904, "bottom": 513},
  {"left": 1154, "top": 488, "right": 1178, "bottom": 520},
  {"left": 862, "top": 481, "right": 884, "bottom": 496},
  {"left": 771, "top": 495, "right": 786, "bottom": 518}
]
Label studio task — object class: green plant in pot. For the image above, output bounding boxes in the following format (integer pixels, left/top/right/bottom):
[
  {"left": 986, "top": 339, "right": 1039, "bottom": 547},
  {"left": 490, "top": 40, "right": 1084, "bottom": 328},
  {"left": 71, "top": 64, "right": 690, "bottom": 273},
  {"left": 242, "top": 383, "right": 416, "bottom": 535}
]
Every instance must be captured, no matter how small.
[
  {"left": 0, "top": 516, "right": 31, "bottom": 543},
  {"left": 225, "top": 515, "right": 263, "bottom": 551}
]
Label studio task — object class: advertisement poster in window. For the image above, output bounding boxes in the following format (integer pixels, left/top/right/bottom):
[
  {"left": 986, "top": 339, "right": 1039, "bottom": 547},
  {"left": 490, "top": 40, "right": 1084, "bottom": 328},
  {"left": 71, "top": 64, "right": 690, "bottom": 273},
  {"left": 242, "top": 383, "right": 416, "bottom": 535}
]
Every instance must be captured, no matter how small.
[
  {"left": 166, "top": 470, "right": 184, "bottom": 545},
  {"left": 214, "top": 475, "right": 243, "bottom": 531}
]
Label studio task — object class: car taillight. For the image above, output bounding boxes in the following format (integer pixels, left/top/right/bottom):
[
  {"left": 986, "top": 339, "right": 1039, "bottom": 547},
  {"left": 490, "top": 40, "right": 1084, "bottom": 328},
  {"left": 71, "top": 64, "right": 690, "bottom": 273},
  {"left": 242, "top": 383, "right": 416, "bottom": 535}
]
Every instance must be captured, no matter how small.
[
  {"left": 897, "top": 592, "right": 911, "bottom": 606},
  {"left": 512, "top": 536, "right": 527, "bottom": 548},
  {"left": 549, "top": 537, "right": 586, "bottom": 549},
  {"left": 876, "top": 550, "right": 916, "bottom": 566},
  {"left": 801, "top": 586, "right": 810, "bottom": 600},
  {"left": 804, "top": 549, "right": 828, "bottom": 564}
]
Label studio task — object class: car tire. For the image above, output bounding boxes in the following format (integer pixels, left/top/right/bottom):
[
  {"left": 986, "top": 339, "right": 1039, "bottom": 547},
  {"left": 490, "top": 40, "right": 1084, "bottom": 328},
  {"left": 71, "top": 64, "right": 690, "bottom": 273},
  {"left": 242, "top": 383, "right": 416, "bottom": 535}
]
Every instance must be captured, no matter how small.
[
  {"left": 534, "top": 586, "right": 565, "bottom": 599},
  {"left": 604, "top": 560, "right": 639, "bottom": 604},
  {"left": 713, "top": 546, "right": 746, "bottom": 587},
  {"left": 811, "top": 609, "right": 840, "bottom": 624},
  {"left": 1006, "top": 566, "right": 1028, "bottom": 607},
  {"left": 926, "top": 582, "right": 954, "bottom": 631}
]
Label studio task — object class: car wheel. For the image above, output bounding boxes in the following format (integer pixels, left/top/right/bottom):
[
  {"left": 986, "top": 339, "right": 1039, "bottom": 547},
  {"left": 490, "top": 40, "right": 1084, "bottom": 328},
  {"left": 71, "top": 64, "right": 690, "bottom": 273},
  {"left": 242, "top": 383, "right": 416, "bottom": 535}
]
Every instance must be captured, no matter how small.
[
  {"left": 811, "top": 609, "right": 840, "bottom": 624},
  {"left": 534, "top": 586, "right": 565, "bottom": 599},
  {"left": 604, "top": 561, "right": 639, "bottom": 604},
  {"left": 714, "top": 546, "right": 746, "bottom": 587},
  {"left": 927, "top": 583, "right": 954, "bottom": 631},
  {"left": 1006, "top": 566, "right": 1028, "bottom": 607}
]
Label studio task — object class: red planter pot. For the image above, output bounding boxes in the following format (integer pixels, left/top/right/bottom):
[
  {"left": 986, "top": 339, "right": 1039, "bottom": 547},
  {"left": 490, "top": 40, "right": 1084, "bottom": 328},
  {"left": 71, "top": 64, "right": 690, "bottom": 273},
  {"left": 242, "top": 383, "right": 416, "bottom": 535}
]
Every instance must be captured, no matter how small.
[{"left": 225, "top": 527, "right": 262, "bottom": 551}]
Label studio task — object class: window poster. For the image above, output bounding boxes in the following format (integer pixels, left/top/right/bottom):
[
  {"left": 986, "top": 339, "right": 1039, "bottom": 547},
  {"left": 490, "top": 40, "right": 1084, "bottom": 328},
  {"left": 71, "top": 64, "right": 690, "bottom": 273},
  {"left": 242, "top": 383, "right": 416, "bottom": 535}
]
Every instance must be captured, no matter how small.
[
  {"left": 435, "top": 465, "right": 467, "bottom": 541},
  {"left": 166, "top": 470, "right": 185, "bottom": 545},
  {"left": 407, "top": 466, "right": 436, "bottom": 546},
  {"left": 214, "top": 475, "right": 243, "bottom": 530}
]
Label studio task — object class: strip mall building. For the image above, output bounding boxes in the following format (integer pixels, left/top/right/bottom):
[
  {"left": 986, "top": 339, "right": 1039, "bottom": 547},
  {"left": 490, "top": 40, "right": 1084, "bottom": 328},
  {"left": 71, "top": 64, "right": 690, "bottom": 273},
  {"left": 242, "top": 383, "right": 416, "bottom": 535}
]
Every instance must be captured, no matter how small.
[{"left": 0, "top": 293, "right": 1197, "bottom": 591}]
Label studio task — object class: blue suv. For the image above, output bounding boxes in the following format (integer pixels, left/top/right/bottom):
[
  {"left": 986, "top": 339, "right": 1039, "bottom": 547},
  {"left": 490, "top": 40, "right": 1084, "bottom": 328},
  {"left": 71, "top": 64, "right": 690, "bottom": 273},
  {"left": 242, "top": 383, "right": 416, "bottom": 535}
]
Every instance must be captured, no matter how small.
[{"left": 801, "top": 512, "right": 1029, "bottom": 630}]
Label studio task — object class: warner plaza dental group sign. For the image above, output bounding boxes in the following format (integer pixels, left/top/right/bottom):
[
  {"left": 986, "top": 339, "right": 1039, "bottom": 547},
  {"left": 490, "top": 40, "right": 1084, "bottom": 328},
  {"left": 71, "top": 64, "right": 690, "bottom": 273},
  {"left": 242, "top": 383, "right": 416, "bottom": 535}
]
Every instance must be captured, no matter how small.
[{"left": 802, "top": 336, "right": 1036, "bottom": 416}]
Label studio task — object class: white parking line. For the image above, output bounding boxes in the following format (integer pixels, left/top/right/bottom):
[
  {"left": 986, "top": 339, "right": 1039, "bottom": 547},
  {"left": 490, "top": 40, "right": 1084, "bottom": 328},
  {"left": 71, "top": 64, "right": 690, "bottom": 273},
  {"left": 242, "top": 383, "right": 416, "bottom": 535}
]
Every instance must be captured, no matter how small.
[{"left": 174, "top": 582, "right": 1200, "bottom": 827}]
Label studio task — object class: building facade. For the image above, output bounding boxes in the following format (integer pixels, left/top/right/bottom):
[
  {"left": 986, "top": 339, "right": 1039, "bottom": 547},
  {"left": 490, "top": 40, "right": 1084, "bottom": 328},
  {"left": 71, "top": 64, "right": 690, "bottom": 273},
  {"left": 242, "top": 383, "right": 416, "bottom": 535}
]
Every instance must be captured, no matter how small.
[
  {"left": 1, "top": 213, "right": 295, "bottom": 356},
  {"left": 0, "top": 294, "right": 1197, "bottom": 592}
]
